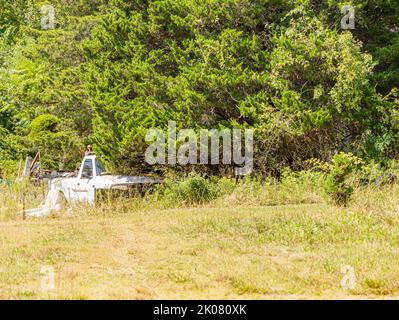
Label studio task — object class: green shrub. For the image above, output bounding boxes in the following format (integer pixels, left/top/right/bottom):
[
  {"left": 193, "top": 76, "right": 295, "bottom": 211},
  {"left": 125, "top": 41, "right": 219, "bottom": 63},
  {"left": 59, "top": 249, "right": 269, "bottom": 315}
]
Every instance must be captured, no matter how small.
[
  {"left": 163, "top": 173, "right": 220, "bottom": 206},
  {"left": 323, "top": 153, "right": 362, "bottom": 206},
  {"left": 29, "top": 114, "right": 61, "bottom": 138},
  {"left": 0, "top": 160, "right": 19, "bottom": 179},
  {"left": 26, "top": 114, "right": 83, "bottom": 170}
]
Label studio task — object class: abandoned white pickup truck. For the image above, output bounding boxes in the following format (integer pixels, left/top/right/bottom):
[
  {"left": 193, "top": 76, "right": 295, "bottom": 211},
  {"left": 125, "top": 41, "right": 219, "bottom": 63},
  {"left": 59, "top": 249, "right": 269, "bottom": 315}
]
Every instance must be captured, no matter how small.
[{"left": 26, "top": 154, "right": 162, "bottom": 217}]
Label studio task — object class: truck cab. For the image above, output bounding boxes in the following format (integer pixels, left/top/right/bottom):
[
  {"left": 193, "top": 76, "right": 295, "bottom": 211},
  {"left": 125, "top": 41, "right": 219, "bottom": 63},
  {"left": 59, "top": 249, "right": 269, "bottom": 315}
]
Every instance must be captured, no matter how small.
[
  {"left": 78, "top": 155, "right": 106, "bottom": 180},
  {"left": 50, "top": 154, "right": 162, "bottom": 206}
]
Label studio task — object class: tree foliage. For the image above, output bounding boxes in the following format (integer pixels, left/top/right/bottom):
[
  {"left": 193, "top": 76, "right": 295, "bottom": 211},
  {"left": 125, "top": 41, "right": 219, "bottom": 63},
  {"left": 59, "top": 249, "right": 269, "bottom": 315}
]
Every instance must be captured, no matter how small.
[{"left": 0, "top": 0, "right": 398, "bottom": 175}]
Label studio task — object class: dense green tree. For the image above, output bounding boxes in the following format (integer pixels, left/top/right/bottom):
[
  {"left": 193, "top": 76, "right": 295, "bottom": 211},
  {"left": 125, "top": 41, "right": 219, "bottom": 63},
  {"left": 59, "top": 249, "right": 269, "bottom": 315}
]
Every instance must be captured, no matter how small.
[
  {"left": 1, "top": 0, "right": 398, "bottom": 175},
  {"left": 0, "top": 0, "right": 105, "bottom": 170},
  {"left": 299, "top": 0, "right": 399, "bottom": 94},
  {"left": 83, "top": 0, "right": 395, "bottom": 174}
]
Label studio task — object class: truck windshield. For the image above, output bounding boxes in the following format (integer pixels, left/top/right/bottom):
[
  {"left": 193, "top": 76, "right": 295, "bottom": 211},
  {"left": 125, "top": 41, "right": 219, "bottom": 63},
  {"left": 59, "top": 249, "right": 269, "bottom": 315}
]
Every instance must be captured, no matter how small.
[
  {"left": 82, "top": 159, "right": 93, "bottom": 178},
  {"left": 96, "top": 160, "right": 105, "bottom": 175}
]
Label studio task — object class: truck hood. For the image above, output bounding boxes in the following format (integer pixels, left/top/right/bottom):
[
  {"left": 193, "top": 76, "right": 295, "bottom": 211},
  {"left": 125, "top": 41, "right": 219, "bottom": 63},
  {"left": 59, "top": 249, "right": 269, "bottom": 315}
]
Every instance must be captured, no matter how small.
[
  {"left": 96, "top": 175, "right": 163, "bottom": 186},
  {"left": 50, "top": 174, "right": 162, "bottom": 190}
]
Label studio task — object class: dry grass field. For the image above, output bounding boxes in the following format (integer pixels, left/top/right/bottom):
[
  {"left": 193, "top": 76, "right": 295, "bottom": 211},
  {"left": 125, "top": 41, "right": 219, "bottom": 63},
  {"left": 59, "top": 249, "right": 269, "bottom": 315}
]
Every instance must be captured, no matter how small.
[{"left": 1, "top": 182, "right": 399, "bottom": 299}]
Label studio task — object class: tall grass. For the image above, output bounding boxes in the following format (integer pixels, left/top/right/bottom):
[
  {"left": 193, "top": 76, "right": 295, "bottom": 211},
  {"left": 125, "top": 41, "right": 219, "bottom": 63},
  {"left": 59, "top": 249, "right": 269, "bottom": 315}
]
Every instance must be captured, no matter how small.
[
  {"left": 215, "top": 169, "right": 325, "bottom": 207},
  {"left": 0, "top": 179, "right": 47, "bottom": 221},
  {"left": 1, "top": 166, "right": 399, "bottom": 221}
]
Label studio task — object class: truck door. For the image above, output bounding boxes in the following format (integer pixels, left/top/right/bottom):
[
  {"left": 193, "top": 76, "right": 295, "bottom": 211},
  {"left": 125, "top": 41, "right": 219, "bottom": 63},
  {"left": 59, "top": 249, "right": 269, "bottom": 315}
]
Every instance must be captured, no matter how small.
[{"left": 74, "top": 158, "right": 94, "bottom": 203}]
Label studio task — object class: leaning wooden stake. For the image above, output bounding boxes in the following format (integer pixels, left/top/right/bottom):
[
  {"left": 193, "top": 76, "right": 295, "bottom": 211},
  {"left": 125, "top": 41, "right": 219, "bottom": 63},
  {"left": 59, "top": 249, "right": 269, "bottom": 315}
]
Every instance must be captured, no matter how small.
[{"left": 21, "top": 181, "right": 26, "bottom": 220}]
